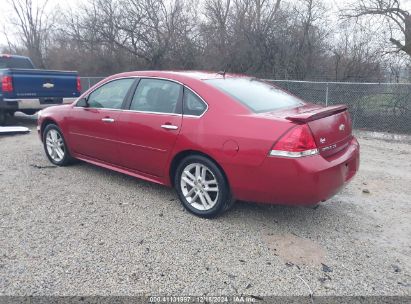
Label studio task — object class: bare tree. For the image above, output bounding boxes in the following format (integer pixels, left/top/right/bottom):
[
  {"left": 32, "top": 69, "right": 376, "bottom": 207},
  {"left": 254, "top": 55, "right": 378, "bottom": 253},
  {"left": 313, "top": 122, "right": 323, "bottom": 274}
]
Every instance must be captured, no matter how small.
[
  {"left": 211, "top": 0, "right": 283, "bottom": 74},
  {"left": 290, "top": 0, "right": 330, "bottom": 79},
  {"left": 108, "top": 0, "right": 199, "bottom": 68},
  {"left": 7, "top": 0, "right": 55, "bottom": 68},
  {"left": 201, "top": 0, "right": 232, "bottom": 68},
  {"left": 330, "top": 22, "right": 383, "bottom": 82},
  {"left": 343, "top": 0, "right": 411, "bottom": 57},
  {"left": 4, "top": 0, "right": 400, "bottom": 81}
]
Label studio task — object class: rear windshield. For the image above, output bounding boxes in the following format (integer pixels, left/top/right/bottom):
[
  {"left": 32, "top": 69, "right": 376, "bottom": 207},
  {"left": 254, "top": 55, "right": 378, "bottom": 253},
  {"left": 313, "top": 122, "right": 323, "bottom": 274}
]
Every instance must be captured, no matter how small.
[
  {"left": 0, "top": 57, "right": 34, "bottom": 69},
  {"left": 206, "top": 78, "right": 303, "bottom": 113}
]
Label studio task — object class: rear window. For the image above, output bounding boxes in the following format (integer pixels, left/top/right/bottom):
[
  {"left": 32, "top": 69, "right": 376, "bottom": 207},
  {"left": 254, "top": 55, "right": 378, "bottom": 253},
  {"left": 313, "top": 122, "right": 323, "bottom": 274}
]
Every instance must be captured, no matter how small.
[
  {"left": 206, "top": 78, "right": 303, "bottom": 113},
  {"left": 0, "top": 57, "right": 34, "bottom": 69}
]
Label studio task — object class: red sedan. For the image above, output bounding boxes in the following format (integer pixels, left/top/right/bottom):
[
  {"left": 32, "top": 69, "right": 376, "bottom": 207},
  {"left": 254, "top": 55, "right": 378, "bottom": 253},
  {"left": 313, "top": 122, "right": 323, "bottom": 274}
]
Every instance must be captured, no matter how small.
[{"left": 37, "top": 71, "right": 360, "bottom": 217}]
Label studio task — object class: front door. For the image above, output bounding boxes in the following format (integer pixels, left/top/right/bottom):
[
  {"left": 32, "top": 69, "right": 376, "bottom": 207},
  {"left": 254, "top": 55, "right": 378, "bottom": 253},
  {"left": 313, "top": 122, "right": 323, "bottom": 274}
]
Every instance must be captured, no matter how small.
[
  {"left": 67, "top": 78, "right": 136, "bottom": 165},
  {"left": 116, "top": 78, "right": 183, "bottom": 177}
]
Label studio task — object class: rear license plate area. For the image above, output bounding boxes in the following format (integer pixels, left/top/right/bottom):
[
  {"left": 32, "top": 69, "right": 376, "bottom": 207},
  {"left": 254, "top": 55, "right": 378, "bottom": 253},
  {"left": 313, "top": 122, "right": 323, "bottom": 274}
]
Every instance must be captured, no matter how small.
[{"left": 40, "top": 97, "right": 63, "bottom": 104}]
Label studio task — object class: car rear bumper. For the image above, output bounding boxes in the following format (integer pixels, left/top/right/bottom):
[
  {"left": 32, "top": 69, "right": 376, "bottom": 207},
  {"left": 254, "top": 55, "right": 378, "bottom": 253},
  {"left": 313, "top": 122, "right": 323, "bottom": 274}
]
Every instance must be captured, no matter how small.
[
  {"left": 231, "top": 137, "right": 360, "bottom": 205},
  {"left": 0, "top": 98, "right": 76, "bottom": 110}
]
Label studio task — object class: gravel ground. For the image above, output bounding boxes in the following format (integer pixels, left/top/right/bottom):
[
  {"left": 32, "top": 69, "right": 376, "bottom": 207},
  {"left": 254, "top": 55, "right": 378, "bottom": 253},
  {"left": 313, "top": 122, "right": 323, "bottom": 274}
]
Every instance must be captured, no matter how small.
[{"left": 0, "top": 115, "right": 410, "bottom": 297}]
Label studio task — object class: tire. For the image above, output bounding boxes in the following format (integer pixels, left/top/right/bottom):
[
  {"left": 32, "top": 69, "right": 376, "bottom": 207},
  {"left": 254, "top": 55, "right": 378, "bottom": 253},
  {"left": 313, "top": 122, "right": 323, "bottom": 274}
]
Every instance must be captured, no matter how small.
[
  {"left": 42, "top": 124, "right": 73, "bottom": 166},
  {"left": 22, "top": 110, "right": 36, "bottom": 115},
  {"left": 223, "top": 196, "right": 237, "bottom": 211},
  {"left": 174, "top": 155, "right": 231, "bottom": 218},
  {"left": 0, "top": 110, "right": 6, "bottom": 126}
]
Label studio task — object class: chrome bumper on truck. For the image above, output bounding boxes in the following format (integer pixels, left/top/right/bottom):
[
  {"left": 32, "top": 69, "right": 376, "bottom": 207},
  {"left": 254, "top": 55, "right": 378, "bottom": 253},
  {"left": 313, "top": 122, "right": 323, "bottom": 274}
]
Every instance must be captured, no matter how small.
[{"left": 1, "top": 98, "right": 77, "bottom": 111}]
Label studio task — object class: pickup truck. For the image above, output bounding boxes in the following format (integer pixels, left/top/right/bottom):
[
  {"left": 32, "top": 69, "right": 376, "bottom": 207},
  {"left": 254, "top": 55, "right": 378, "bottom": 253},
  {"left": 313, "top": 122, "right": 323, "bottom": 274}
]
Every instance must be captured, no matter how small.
[{"left": 0, "top": 54, "right": 81, "bottom": 125}]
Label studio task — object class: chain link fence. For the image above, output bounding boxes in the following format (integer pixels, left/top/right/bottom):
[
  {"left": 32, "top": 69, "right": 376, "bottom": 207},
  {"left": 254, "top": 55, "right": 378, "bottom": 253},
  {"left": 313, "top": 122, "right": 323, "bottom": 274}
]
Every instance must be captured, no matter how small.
[
  {"left": 80, "top": 77, "right": 411, "bottom": 134},
  {"left": 267, "top": 80, "right": 411, "bottom": 134}
]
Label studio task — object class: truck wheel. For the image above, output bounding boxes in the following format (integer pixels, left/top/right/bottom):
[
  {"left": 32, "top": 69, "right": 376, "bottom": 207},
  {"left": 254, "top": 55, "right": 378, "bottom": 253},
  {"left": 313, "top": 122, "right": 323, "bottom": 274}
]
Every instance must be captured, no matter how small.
[
  {"left": 0, "top": 110, "right": 6, "bottom": 126},
  {"left": 22, "top": 110, "right": 36, "bottom": 115}
]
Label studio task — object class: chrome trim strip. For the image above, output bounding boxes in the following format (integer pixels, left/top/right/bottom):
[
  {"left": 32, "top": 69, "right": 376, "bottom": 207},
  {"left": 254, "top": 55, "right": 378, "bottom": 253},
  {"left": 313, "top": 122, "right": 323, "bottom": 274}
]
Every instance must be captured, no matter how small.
[
  {"left": 123, "top": 109, "right": 182, "bottom": 116},
  {"left": 182, "top": 86, "right": 209, "bottom": 118},
  {"left": 76, "top": 75, "right": 184, "bottom": 104},
  {"left": 73, "top": 107, "right": 184, "bottom": 117},
  {"left": 269, "top": 149, "right": 319, "bottom": 158},
  {"left": 75, "top": 75, "right": 209, "bottom": 118}
]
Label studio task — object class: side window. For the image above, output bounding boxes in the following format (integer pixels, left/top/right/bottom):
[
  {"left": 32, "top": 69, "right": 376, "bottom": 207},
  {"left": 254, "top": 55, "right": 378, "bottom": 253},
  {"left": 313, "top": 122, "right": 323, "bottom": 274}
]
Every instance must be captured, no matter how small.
[
  {"left": 183, "top": 89, "right": 207, "bottom": 116},
  {"left": 130, "top": 79, "right": 182, "bottom": 114},
  {"left": 87, "top": 78, "right": 135, "bottom": 109}
]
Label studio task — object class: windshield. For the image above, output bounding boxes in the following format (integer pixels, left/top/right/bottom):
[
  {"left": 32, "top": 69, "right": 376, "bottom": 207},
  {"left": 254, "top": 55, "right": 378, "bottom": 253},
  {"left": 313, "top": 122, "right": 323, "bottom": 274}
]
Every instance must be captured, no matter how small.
[
  {"left": 206, "top": 78, "right": 303, "bottom": 113},
  {"left": 0, "top": 57, "right": 34, "bottom": 69}
]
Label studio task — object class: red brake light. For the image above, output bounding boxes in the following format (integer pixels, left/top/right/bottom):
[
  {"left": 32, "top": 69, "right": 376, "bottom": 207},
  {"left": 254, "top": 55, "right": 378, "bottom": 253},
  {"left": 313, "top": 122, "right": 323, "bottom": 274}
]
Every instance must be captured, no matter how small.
[
  {"left": 270, "top": 124, "right": 318, "bottom": 158},
  {"left": 1, "top": 75, "right": 13, "bottom": 93},
  {"left": 76, "top": 76, "right": 82, "bottom": 93}
]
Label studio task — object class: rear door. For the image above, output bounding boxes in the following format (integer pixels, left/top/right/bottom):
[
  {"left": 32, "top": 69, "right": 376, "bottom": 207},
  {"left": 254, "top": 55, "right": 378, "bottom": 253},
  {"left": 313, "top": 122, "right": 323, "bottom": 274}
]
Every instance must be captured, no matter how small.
[
  {"left": 115, "top": 78, "right": 183, "bottom": 177},
  {"left": 67, "top": 78, "right": 136, "bottom": 165}
]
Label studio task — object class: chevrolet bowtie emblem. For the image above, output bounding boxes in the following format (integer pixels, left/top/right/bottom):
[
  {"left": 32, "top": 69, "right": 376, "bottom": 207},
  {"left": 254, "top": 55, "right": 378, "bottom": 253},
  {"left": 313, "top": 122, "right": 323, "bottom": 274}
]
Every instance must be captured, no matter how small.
[
  {"left": 43, "top": 83, "right": 54, "bottom": 89},
  {"left": 320, "top": 138, "right": 326, "bottom": 144}
]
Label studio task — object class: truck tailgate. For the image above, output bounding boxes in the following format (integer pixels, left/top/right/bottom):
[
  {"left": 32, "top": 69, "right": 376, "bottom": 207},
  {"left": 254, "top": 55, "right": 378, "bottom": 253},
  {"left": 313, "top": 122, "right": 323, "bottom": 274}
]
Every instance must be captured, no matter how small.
[{"left": 9, "top": 69, "right": 80, "bottom": 99}]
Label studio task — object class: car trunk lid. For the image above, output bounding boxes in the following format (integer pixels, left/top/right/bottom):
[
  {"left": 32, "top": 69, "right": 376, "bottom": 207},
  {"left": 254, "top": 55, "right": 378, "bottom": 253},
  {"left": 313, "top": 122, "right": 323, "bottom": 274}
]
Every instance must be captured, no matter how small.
[{"left": 285, "top": 105, "right": 352, "bottom": 157}]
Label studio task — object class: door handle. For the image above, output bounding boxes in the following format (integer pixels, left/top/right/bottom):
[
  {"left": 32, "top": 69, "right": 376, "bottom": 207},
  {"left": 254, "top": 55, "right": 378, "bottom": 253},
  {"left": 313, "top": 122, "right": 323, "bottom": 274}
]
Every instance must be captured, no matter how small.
[
  {"left": 161, "top": 124, "right": 178, "bottom": 130},
  {"left": 102, "top": 118, "right": 115, "bottom": 123}
]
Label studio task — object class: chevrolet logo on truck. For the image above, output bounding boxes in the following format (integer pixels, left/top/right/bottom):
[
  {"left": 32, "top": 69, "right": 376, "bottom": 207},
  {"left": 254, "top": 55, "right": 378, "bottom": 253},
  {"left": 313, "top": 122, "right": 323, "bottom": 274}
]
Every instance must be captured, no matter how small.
[{"left": 43, "top": 83, "right": 55, "bottom": 89}]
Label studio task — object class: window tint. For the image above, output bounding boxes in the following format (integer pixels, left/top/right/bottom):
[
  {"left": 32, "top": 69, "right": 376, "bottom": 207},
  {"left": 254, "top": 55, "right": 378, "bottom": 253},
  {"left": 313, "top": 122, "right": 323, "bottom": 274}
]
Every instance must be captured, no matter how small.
[
  {"left": 206, "top": 78, "right": 303, "bottom": 113},
  {"left": 0, "top": 57, "right": 34, "bottom": 69},
  {"left": 130, "top": 79, "right": 182, "bottom": 113},
  {"left": 87, "top": 78, "right": 134, "bottom": 109},
  {"left": 183, "top": 89, "right": 207, "bottom": 116}
]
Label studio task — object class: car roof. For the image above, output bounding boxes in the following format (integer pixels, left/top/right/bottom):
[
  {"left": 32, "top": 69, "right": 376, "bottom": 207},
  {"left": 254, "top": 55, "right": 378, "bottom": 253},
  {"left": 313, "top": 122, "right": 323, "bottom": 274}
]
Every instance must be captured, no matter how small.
[{"left": 109, "top": 70, "right": 250, "bottom": 82}]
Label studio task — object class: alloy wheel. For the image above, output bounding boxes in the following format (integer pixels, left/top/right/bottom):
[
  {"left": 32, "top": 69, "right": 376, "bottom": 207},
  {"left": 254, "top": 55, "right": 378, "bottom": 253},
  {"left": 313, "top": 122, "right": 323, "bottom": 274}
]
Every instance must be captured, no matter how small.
[
  {"left": 180, "top": 162, "right": 219, "bottom": 211},
  {"left": 45, "top": 129, "right": 65, "bottom": 162}
]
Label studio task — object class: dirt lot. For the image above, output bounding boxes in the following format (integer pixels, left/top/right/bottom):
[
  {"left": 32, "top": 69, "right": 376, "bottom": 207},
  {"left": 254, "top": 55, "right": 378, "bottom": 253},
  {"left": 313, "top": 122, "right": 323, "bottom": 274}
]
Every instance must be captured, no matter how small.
[{"left": 0, "top": 115, "right": 410, "bottom": 297}]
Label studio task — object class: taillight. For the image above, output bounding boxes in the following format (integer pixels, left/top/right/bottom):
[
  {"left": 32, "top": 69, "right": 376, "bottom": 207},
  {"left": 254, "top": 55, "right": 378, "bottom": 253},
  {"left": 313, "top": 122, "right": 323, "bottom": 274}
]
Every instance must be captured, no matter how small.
[
  {"left": 76, "top": 76, "right": 82, "bottom": 93},
  {"left": 1, "top": 75, "right": 13, "bottom": 93},
  {"left": 269, "top": 124, "right": 318, "bottom": 158}
]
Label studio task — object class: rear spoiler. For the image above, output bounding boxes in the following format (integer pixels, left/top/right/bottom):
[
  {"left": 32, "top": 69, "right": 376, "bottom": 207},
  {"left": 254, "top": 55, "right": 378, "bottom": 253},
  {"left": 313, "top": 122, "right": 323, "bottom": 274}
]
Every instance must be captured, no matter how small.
[{"left": 286, "top": 105, "right": 348, "bottom": 123}]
